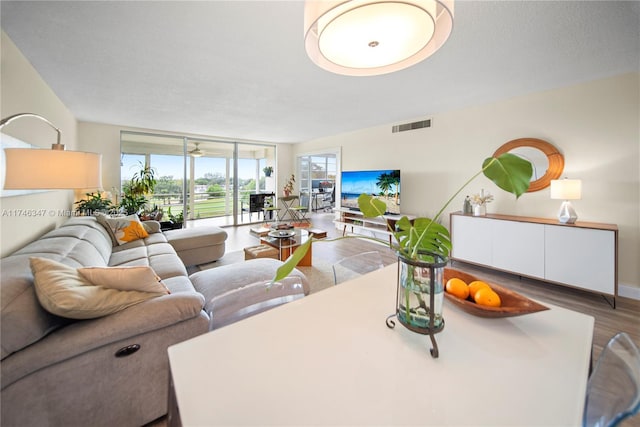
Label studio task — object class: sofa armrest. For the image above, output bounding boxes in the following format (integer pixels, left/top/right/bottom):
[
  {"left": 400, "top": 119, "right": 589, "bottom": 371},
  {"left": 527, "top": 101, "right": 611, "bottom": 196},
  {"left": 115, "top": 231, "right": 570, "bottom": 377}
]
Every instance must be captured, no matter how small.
[
  {"left": 142, "top": 220, "right": 162, "bottom": 234},
  {"left": 1, "top": 292, "right": 208, "bottom": 389}
]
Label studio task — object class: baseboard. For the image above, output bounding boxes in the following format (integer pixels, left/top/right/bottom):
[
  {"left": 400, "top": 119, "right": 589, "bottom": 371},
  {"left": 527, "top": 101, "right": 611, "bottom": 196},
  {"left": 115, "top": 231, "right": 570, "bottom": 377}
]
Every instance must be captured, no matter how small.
[{"left": 618, "top": 283, "right": 640, "bottom": 301}]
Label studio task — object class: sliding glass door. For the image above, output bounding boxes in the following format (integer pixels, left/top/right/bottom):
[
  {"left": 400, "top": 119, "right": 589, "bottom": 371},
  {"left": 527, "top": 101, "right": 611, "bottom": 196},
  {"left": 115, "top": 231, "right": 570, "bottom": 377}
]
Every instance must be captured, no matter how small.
[{"left": 120, "top": 131, "right": 275, "bottom": 227}]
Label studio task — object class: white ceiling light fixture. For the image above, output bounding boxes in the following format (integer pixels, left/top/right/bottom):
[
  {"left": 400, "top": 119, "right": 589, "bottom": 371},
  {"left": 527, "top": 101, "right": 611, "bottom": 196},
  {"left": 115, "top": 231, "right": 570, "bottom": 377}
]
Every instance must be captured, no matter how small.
[
  {"left": 304, "top": 0, "right": 454, "bottom": 76},
  {"left": 189, "top": 143, "right": 204, "bottom": 158}
]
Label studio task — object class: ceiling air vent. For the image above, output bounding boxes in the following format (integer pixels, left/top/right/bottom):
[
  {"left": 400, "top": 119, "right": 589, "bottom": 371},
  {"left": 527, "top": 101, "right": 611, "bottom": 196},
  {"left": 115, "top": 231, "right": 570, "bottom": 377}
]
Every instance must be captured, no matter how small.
[{"left": 392, "top": 119, "right": 431, "bottom": 133}]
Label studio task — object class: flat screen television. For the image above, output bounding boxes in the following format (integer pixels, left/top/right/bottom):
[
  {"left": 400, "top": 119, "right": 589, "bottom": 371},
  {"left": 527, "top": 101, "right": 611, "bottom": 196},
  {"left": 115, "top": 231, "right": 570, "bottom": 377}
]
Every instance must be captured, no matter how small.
[{"left": 340, "top": 169, "right": 401, "bottom": 214}]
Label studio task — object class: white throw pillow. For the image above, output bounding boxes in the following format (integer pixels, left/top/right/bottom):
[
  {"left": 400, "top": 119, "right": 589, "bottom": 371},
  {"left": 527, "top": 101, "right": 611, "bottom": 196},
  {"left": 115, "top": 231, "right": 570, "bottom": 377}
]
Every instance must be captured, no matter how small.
[
  {"left": 30, "top": 257, "right": 165, "bottom": 320},
  {"left": 78, "top": 266, "right": 170, "bottom": 294}
]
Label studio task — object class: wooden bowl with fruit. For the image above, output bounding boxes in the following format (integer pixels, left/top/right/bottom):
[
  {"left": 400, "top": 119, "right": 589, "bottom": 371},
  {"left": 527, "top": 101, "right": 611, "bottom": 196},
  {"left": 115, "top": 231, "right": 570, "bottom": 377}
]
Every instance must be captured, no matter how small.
[{"left": 443, "top": 268, "right": 549, "bottom": 318}]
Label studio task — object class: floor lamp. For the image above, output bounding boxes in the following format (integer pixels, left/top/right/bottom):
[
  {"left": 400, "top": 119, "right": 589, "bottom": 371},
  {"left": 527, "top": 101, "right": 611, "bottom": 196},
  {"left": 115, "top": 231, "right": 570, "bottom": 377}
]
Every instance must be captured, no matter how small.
[{"left": 0, "top": 113, "right": 102, "bottom": 190}]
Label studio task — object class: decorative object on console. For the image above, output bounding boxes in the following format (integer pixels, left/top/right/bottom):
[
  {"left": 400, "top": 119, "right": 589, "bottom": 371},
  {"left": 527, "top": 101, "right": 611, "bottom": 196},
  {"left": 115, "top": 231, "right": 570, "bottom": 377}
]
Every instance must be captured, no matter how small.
[
  {"left": 493, "top": 137, "right": 564, "bottom": 192},
  {"left": 274, "top": 152, "right": 533, "bottom": 358},
  {"left": 470, "top": 189, "right": 493, "bottom": 216},
  {"left": 1, "top": 113, "right": 102, "bottom": 190},
  {"left": 463, "top": 196, "right": 472, "bottom": 215},
  {"left": 550, "top": 178, "right": 582, "bottom": 224},
  {"left": 304, "top": 0, "right": 454, "bottom": 76}
]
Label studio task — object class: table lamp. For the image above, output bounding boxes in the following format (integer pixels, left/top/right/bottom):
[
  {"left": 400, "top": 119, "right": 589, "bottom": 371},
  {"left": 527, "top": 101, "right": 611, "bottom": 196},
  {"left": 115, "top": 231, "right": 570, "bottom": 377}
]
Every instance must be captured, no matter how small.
[{"left": 550, "top": 178, "right": 582, "bottom": 224}]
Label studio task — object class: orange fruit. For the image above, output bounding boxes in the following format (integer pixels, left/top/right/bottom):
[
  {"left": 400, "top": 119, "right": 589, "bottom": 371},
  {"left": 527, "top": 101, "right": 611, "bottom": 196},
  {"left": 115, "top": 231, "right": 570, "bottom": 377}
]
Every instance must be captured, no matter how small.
[
  {"left": 445, "top": 278, "right": 469, "bottom": 299},
  {"left": 468, "top": 280, "right": 491, "bottom": 300},
  {"left": 474, "top": 287, "right": 502, "bottom": 307}
]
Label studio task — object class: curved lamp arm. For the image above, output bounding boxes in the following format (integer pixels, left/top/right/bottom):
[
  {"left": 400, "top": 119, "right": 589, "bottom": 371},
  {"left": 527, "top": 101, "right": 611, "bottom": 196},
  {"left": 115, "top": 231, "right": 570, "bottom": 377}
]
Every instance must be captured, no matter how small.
[{"left": 0, "top": 112, "right": 63, "bottom": 149}]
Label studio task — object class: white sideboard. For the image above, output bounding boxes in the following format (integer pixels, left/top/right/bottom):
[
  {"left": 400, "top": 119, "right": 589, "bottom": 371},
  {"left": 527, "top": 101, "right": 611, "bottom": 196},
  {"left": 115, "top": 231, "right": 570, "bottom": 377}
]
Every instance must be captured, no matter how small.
[{"left": 450, "top": 212, "right": 618, "bottom": 298}]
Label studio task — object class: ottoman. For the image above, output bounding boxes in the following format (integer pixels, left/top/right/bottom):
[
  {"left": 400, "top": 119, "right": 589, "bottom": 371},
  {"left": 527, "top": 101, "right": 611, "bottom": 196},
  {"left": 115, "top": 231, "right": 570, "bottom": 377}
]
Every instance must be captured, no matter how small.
[
  {"left": 164, "top": 226, "right": 228, "bottom": 266},
  {"left": 244, "top": 244, "right": 279, "bottom": 260},
  {"left": 189, "top": 258, "right": 310, "bottom": 330}
]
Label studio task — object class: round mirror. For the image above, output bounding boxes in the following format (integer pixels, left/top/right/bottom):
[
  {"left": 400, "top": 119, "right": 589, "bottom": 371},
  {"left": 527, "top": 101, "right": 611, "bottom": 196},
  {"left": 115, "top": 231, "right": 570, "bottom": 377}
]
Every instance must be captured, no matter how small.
[{"left": 493, "top": 138, "right": 564, "bottom": 192}]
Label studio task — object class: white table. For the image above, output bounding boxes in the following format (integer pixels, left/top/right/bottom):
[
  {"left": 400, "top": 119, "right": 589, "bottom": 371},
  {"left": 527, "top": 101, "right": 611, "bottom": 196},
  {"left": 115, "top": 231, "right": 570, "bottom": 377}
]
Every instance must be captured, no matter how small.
[{"left": 168, "top": 265, "right": 594, "bottom": 426}]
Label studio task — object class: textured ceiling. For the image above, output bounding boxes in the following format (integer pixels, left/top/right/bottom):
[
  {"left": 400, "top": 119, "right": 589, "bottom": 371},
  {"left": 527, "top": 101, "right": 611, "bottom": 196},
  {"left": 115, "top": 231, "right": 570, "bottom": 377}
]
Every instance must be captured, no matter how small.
[{"left": 1, "top": 1, "right": 638, "bottom": 143}]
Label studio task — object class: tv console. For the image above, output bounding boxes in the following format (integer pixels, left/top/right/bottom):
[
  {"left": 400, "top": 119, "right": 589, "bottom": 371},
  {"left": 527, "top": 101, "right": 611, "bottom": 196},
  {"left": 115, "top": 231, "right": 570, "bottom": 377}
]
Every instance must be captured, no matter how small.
[{"left": 334, "top": 207, "right": 414, "bottom": 245}]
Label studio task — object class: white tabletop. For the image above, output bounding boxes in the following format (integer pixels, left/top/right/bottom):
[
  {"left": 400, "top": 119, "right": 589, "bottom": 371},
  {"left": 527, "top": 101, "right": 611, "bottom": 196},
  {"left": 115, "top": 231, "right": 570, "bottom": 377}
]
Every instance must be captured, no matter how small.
[{"left": 169, "top": 265, "right": 594, "bottom": 426}]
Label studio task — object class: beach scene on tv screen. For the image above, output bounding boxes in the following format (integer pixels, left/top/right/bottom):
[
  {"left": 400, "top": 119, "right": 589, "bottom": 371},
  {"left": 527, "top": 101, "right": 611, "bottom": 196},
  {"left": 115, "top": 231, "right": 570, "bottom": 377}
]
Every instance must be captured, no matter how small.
[{"left": 341, "top": 169, "right": 401, "bottom": 214}]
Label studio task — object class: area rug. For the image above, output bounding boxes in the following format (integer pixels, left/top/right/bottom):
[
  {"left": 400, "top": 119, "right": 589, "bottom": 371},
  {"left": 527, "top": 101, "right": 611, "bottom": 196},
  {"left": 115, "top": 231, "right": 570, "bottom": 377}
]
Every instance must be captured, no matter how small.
[{"left": 189, "top": 250, "right": 336, "bottom": 294}]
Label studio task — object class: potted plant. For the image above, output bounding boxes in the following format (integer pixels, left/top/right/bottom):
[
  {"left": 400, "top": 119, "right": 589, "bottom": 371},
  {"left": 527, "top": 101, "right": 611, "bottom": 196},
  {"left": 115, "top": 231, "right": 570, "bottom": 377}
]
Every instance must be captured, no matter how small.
[
  {"left": 120, "top": 162, "right": 157, "bottom": 215},
  {"left": 283, "top": 174, "right": 295, "bottom": 197},
  {"left": 263, "top": 166, "right": 274, "bottom": 177},
  {"left": 159, "top": 207, "right": 185, "bottom": 230},
  {"left": 272, "top": 153, "right": 532, "bottom": 355},
  {"left": 74, "top": 192, "right": 114, "bottom": 215}
]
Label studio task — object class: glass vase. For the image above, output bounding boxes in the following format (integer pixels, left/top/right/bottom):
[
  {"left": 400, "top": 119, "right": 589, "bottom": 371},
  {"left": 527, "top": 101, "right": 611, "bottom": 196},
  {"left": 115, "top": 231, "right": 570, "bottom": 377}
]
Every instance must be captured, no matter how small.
[{"left": 388, "top": 250, "right": 447, "bottom": 358}]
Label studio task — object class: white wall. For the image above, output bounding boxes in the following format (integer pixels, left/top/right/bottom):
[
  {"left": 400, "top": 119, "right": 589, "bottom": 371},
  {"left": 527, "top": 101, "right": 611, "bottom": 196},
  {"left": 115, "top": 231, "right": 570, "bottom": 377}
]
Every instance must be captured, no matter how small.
[
  {"left": 0, "top": 31, "right": 79, "bottom": 257},
  {"left": 293, "top": 73, "right": 640, "bottom": 294}
]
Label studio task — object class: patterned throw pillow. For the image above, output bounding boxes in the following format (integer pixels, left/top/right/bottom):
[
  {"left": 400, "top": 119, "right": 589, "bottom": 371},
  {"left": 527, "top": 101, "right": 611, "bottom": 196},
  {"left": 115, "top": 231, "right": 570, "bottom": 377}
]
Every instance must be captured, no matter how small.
[{"left": 100, "top": 214, "right": 149, "bottom": 245}]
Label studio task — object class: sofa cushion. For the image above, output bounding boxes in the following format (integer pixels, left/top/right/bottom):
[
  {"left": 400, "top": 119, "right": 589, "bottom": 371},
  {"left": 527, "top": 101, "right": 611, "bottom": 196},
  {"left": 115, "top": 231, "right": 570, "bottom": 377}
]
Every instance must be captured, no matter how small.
[
  {"left": 78, "top": 266, "right": 170, "bottom": 294},
  {"left": 0, "top": 255, "right": 71, "bottom": 360},
  {"left": 30, "top": 257, "right": 166, "bottom": 320},
  {"left": 100, "top": 215, "right": 149, "bottom": 246}
]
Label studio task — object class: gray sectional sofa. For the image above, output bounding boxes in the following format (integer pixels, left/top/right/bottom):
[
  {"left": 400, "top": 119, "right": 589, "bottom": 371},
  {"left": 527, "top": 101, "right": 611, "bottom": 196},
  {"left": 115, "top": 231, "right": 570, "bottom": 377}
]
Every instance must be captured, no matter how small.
[{"left": 0, "top": 216, "right": 309, "bottom": 426}]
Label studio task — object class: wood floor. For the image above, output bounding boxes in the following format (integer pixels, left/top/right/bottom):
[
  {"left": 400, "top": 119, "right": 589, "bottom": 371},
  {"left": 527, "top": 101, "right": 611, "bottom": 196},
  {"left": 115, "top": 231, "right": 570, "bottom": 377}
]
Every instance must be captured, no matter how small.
[{"left": 151, "top": 211, "right": 640, "bottom": 427}]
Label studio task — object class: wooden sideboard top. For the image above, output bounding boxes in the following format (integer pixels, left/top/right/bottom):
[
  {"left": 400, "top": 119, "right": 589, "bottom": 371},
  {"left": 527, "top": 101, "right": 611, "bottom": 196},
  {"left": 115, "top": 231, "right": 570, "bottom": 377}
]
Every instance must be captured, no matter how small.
[{"left": 450, "top": 211, "right": 618, "bottom": 232}]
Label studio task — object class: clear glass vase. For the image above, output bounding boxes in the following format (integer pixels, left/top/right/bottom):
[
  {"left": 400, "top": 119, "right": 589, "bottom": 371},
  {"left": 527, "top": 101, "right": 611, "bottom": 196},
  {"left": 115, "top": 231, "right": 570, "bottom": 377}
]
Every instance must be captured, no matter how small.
[{"left": 389, "top": 250, "right": 447, "bottom": 357}]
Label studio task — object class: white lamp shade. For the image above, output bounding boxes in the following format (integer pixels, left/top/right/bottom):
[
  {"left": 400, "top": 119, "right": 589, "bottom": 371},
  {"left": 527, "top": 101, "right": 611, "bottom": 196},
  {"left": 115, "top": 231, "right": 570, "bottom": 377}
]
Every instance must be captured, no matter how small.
[
  {"left": 3, "top": 148, "right": 102, "bottom": 190},
  {"left": 304, "top": 0, "right": 454, "bottom": 76},
  {"left": 550, "top": 179, "right": 582, "bottom": 200}
]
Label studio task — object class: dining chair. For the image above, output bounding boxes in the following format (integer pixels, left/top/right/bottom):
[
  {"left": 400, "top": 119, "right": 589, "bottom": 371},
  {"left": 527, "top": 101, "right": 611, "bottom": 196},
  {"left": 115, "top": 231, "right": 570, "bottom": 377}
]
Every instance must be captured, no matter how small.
[
  {"left": 583, "top": 331, "right": 640, "bottom": 427},
  {"left": 332, "top": 250, "right": 385, "bottom": 285}
]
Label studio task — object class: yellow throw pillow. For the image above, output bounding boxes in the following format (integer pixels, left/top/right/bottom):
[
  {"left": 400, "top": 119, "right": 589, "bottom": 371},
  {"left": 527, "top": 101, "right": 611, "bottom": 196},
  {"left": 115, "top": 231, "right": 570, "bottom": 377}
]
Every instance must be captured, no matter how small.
[
  {"left": 78, "top": 266, "right": 170, "bottom": 294},
  {"left": 102, "top": 214, "right": 149, "bottom": 245},
  {"left": 30, "top": 257, "right": 165, "bottom": 320}
]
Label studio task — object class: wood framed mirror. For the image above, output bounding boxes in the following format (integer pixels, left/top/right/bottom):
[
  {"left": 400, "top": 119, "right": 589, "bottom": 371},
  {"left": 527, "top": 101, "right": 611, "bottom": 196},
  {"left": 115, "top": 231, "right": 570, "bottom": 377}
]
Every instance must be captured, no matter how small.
[{"left": 493, "top": 138, "right": 564, "bottom": 192}]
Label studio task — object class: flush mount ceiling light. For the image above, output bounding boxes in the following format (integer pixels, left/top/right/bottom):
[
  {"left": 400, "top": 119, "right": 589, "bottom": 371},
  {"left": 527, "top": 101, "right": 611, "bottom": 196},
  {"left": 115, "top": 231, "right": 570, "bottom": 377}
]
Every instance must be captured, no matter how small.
[{"left": 304, "top": 0, "right": 454, "bottom": 76}]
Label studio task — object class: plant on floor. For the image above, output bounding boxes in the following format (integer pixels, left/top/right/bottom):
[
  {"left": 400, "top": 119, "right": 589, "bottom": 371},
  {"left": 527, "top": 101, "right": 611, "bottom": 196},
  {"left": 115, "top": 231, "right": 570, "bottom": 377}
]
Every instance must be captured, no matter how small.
[{"left": 272, "top": 153, "right": 532, "bottom": 282}]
